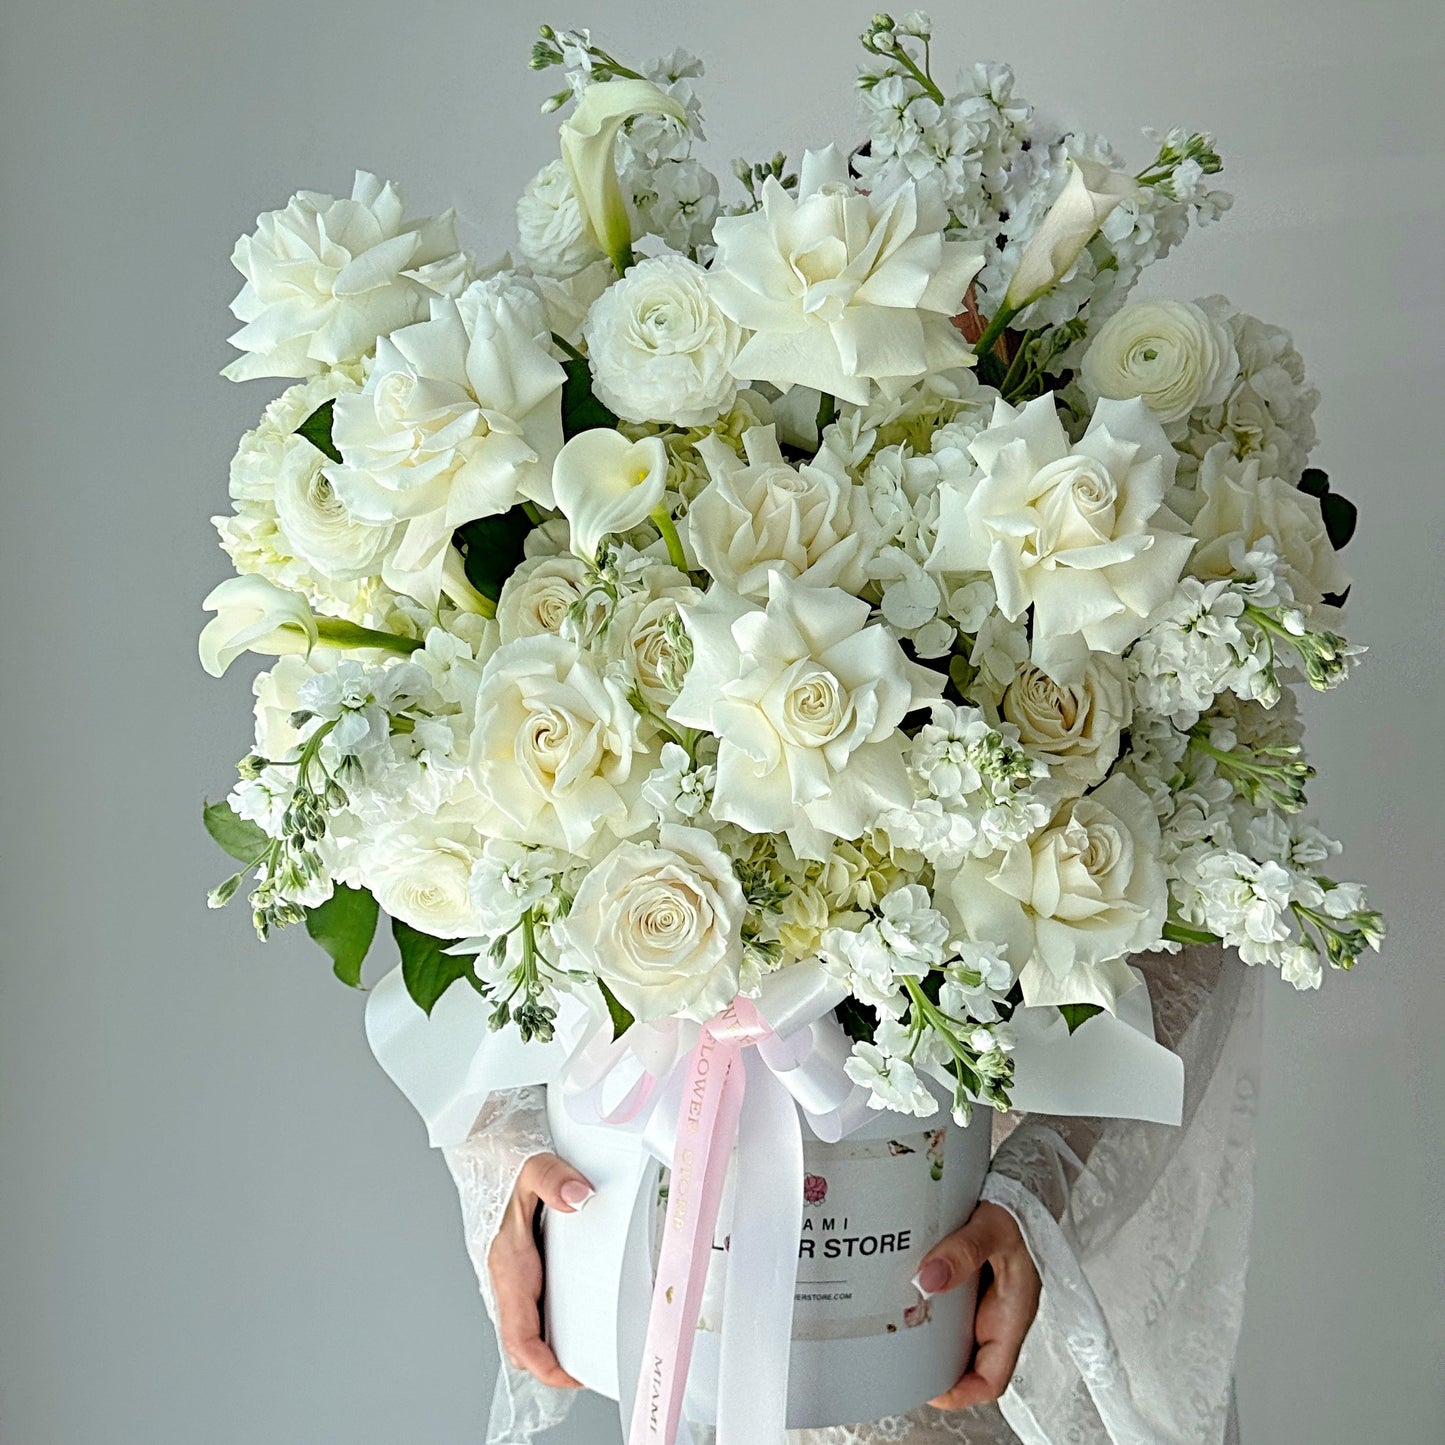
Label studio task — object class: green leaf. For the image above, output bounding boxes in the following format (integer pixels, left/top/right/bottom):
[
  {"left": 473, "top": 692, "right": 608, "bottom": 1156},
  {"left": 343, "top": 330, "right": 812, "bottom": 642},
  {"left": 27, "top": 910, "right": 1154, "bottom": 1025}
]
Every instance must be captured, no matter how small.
[
  {"left": 1058, "top": 1003, "right": 1103, "bottom": 1034},
  {"left": 597, "top": 978, "right": 635, "bottom": 1040},
  {"left": 295, "top": 401, "right": 342, "bottom": 463},
  {"left": 305, "top": 885, "right": 379, "bottom": 988},
  {"left": 561, "top": 357, "right": 618, "bottom": 439},
  {"left": 1319, "top": 490, "right": 1357, "bottom": 550},
  {"left": 454, "top": 504, "right": 534, "bottom": 602},
  {"left": 1296, "top": 467, "right": 1330, "bottom": 499},
  {"left": 203, "top": 799, "right": 268, "bottom": 863},
  {"left": 393, "top": 918, "right": 478, "bottom": 1016}
]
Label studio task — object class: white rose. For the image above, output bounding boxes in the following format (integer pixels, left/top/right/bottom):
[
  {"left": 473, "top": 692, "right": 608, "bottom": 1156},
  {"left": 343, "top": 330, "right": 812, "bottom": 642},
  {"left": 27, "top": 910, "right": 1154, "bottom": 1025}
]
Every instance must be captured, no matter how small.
[
  {"left": 223, "top": 171, "right": 464, "bottom": 382},
  {"left": 515, "top": 159, "right": 605, "bottom": 279},
  {"left": 603, "top": 565, "right": 701, "bottom": 709},
  {"left": 709, "top": 146, "right": 982, "bottom": 405},
  {"left": 685, "top": 426, "right": 877, "bottom": 599},
  {"left": 1003, "top": 158, "right": 1136, "bottom": 310},
  {"left": 468, "top": 635, "right": 647, "bottom": 853},
  {"left": 558, "top": 824, "right": 745, "bottom": 1023},
  {"left": 668, "top": 573, "right": 944, "bottom": 859},
  {"left": 327, "top": 280, "right": 565, "bottom": 608},
  {"left": 930, "top": 394, "right": 1196, "bottom": 683},
  {"left": 551, "top": 428, "right": 669, "bottom": 560},
  {"left": 495, "top": 553, "right": 594, "bottom": 644},
  {"left": 364, "top": 817, "right": 483, "bottom": 939},
  {"left": 1188, "top": 452, "right": 1349, "bottom": 609},
  {"left": 948, "top": 774, "right": 1167, "bottom": 1011},
  {"left": 582, "top": 254, "right": 743, "bottom": 426},
  {"left": 1080, "top": 299, "right": 1239, "bottom": 424},
  {"left": 199, "top": 575, "right": 317, "bottom": 677},
  {"left": 1000, "top": 652, "right": 1132, "bottom": 792}
]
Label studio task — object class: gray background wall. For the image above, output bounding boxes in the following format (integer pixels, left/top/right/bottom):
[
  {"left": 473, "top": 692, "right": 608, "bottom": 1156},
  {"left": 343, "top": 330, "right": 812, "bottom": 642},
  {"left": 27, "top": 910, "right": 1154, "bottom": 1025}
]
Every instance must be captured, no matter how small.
[{"left": 2, "top": 2, "right": 1441, "bottom": 1441}]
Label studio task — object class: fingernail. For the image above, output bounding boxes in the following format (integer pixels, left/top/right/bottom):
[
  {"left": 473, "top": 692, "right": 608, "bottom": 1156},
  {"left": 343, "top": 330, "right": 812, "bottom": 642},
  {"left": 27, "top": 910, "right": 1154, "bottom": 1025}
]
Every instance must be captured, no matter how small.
[
  {"left": 560, "top": 1179, "right": 595, "bottom": 1210},
  {"left": 912, "top": 1258, "right": 952, "bottom": 1298}
]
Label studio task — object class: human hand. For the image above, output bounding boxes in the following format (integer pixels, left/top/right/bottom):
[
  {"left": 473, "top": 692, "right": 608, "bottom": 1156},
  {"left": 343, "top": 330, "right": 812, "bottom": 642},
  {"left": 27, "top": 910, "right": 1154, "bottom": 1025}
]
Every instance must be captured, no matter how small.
[
  {"left": 486, "top": 1151, "right": 596, "bottom": 1389},
  {"left": 913, "top": 1200, "right": 1042, "bottom": 1410}
]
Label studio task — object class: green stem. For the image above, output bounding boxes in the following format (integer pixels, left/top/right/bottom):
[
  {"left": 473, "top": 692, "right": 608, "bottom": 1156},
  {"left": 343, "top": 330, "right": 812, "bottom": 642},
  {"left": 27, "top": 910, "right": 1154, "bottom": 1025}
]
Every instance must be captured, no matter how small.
[
  {"left": 972, "top": 303, "right": 1019, "bottom": 360},
  {"left": 1162, "top": 920, "right": 1220, "bottom": 947},
  {"left": 314, "top": 619, "right": 424, "bottom": 655},
  {"left": 815, "top": 391, "right": 838, "bottom": 434},
  {"left": 892, "top": 47, "right": 944, "bottom": 105},
  {"left": 651, "top": 508, "right": 688, "bottom": 573},
  {"left": 550, "top": 331, "right": 587, "bottom": 363}
]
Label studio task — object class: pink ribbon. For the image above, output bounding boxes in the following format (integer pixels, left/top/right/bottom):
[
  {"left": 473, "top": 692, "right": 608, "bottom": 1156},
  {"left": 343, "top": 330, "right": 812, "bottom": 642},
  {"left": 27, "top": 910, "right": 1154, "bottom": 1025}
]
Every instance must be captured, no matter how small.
[{"left": 627, "top": 998, "right": 771, "bottom": 1445}]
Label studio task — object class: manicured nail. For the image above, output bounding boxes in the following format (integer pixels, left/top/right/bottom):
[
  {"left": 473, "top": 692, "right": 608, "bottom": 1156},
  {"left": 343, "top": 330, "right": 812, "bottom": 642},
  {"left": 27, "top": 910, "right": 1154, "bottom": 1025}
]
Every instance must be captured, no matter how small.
[
  {"left": 560, "top": 1179, "right": 595, "bottom": 1210},
  {"left": 911, "top": 1258, "right": 951, "bottom": 1298}
]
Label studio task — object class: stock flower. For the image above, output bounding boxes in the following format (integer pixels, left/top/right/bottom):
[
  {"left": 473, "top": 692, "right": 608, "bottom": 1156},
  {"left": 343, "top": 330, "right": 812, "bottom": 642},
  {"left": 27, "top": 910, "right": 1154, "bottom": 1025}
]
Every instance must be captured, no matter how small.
[
  {"left": 558, "top": 824, "right": 746, "bottom": 1022},
  {"left": 668, "top": 573, "right": 943, "bottom": 858},
  {"left": 930, "top": 394, "right": 1196, "bottom": 682},
  {"left": 223, "top": 171, "right": 463, "bottom": 381},
  {"left": 582, "top": 254, "right": 743, "bottom": 425},
  {"left": 709, "top": 146, "right": 982, "bottom": 404},
  {"left": 327, "top": 281, "right": 565, "bottom": 608}
]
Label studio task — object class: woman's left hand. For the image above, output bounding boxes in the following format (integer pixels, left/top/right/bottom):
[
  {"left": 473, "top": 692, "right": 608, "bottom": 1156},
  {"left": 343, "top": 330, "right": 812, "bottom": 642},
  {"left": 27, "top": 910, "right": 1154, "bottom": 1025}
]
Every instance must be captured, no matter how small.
[{"left": 913, "top": 1200, "right": 1042, "bottom": 1410}]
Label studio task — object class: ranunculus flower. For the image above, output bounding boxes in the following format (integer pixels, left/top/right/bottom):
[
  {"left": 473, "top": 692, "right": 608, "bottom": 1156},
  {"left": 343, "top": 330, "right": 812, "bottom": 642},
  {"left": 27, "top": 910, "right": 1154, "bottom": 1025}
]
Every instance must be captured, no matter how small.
[
  {"left": 327, "top": 280, "right": 565, "bottom": 609},
  {"left": 558, "top": 824, "right": 745, "bottom": 1022},
  {"left": 930, "top": 394, "right": 1196, "bottom": 683},
  {"left": 1003, "top": 158, "right": 1136, "bottom": 311},
  {"left": 1000, "top": 652, "right": 1132, "bottom": 792},
  {"left": 199, "top": 575, "right": 317, "bottom": 677},
  {"left": 1080, "top": 299, "right": 1239, "bottom": 424},
  {"left": 582, "top": 254, "right": 743, "bottom": 426},
  {"left": 223, "top": 171, "right": 464, "bottom": 382},
  {"left": 560, "top": 78, "right": 687, "bottom": 272},
  {"left": 685, "top": 426, "right": 878, "bottom": 599},
  {"left": 515, "top": 158, "right": 605, "bottom": 280},
  {"left": 668, "top": 573, "right": 944, "bottom": 858},
  {"left": 709, "top": 146, "right": 982, "bottom": 404},
  {"left": 1188, "top": 452, "right": 1349, "bottom": 609},
  {"left": 468, "top": 635, "right": 647, "bottom": 853},
  {"left": 947, "top": 774, "right": 1168, "bottom": 1011},
  {"left": 552, "top": 429, "right": 669, "bottom": 560},
  {"left": 272, "top": 442, "right": 397, "bottom": 582}
]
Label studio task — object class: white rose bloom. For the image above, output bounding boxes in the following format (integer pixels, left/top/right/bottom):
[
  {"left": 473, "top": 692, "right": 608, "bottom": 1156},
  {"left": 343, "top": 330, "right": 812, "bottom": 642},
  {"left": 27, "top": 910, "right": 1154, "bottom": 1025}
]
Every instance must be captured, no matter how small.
[
  {"left": 468, "top": 635, "right": 647, "bottom": 853},
  {"left": 948, "top": 774, "right": 1168, "bottom": 1011},
  {"left": 1000, "top": 652, "right": 1132, "bottom": 792},
  {"left": 531, "top": 258, "right": 615, "bottom": 347},
  {"left": 582, "top": 254, "right": 743, "bottom": 426},
  {"left": 1188, "top": 453, "right": 1349, "bottom": 609},
  {"left": 327, "top": 281, "right": 565, "bottom": 608},
  {"left": 685, "top": 426, "right": 877, "bottom": 600},
  {"left": 515, "top": 159, "right": 605, "bottom": 279},
  {"left": 1080, "top": 299, "right": 1238, "bottom": 424},
  {"left": 199, "top": 575, "right": 317, "bottom": 677},
  {"left": 496, "top": 554, "right": 595, "bottom": 644},
  {"left": 668, "top": 573, "right": 944, "bottom": 859},
  {"left": 602, "top": 564, "right": 701, "bottom": 709},
  {"left": 930, "top": 394, "right": 1196, "bottom": 683},
  {"left": 223, "top": 171, "right": 464, "bottom": 382},
  {"left": 558, "top": 824, "right": 745, "bottom": 1023},
  {"left": 709, "top": 146, "right": 982, "bottom": 404},
  {"left": 363, "top": 815, "right": 483, "bottom": 939}
]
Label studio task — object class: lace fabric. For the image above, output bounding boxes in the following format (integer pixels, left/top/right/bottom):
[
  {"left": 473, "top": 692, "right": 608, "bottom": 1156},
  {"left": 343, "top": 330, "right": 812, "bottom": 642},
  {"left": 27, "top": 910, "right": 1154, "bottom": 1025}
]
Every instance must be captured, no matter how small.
[{"left": 441, "top": 945, "right": 1262, "bottom": 1445}]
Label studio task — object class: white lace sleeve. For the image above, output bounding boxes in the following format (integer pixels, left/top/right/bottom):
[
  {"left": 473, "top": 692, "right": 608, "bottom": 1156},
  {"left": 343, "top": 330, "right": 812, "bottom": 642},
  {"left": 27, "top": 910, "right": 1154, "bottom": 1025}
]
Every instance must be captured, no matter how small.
[{"left": 440, "top": 1086, "right": 581, "bottom": 1445}]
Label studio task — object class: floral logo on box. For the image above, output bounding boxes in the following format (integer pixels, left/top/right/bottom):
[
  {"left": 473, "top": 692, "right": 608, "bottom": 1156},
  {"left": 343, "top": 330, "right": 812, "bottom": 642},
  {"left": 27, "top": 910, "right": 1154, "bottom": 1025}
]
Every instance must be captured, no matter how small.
[{"left": 803, "top": 1173, "right": 828, "bottom": 1205}]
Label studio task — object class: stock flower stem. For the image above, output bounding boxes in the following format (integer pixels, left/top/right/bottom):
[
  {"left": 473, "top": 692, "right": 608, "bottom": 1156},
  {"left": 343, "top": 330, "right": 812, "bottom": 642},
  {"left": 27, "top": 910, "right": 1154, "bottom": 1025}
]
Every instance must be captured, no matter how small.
[{"left": 973, "top": 305, "right": 1018, "bottom": 360}]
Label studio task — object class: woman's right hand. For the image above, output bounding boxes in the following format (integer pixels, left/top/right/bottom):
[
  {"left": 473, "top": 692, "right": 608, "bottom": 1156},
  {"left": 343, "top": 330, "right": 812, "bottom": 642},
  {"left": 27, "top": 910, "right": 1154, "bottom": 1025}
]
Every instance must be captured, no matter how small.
[{"left": 487, "top": 1151, "right": 596, "bottom": 1389}]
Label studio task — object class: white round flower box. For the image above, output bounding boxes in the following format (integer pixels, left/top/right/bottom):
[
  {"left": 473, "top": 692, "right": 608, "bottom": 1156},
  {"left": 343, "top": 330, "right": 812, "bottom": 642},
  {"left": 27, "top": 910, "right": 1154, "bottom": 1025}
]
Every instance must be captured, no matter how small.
[{"left": 543, "top": 1082, "right": 992, "bottom": 1431}]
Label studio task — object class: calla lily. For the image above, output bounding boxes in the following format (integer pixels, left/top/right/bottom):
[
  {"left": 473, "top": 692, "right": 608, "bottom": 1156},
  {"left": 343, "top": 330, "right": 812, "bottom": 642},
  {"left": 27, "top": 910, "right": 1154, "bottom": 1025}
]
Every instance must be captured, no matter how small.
[
  {"left": 199, "top": 576, "right": 317, "bottom": 677},
  {"left": 559, "top": 78, "right": 687, "bottom": 273},
  {"left": 1004, "top": 159, "right": 1138, "bottom": 310},
  {"left": 552, "top": 429, "right": 669, "bottom": 560}
]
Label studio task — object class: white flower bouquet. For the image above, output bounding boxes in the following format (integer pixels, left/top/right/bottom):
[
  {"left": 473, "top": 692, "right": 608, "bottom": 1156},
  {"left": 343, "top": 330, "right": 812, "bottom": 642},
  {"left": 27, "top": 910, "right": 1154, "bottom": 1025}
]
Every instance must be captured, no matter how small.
[{"left": 200, "top": 13, "right": 1384, "bottom": 1436}]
